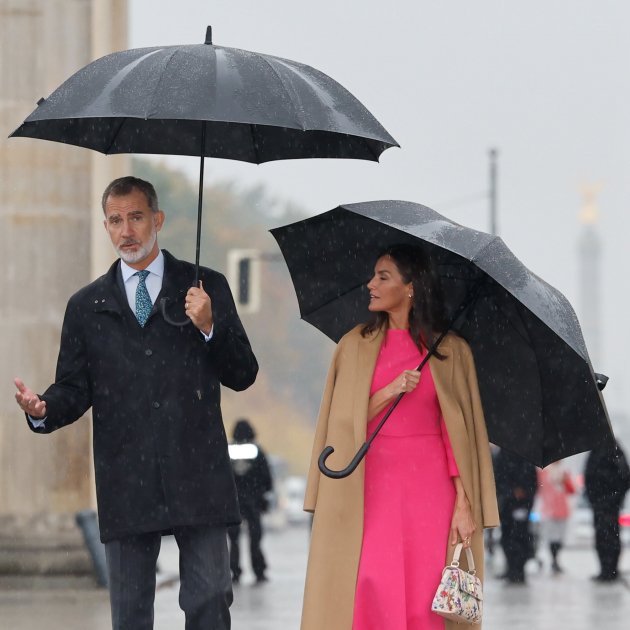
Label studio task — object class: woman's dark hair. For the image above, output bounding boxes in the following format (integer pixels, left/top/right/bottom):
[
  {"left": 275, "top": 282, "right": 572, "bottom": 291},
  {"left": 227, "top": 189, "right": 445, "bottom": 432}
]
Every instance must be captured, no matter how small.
[{"left": 361, "top": 244, "right": 448, "bottom": 356}]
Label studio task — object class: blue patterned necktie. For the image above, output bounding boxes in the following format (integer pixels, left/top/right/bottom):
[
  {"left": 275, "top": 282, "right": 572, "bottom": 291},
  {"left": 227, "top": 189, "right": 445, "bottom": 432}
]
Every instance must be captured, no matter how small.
[{"left": 134, "top": 270, "right": 152, "bottom": 327}]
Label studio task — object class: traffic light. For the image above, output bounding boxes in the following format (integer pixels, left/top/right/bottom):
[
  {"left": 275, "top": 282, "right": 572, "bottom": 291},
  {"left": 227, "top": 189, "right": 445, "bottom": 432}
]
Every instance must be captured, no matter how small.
[{"left": 227, "top": 249, "right": 261, "bottom": 314}]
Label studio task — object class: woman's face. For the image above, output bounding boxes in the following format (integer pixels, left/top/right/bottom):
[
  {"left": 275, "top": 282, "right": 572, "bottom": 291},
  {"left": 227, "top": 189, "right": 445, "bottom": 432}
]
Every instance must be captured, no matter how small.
[{"left": 367, "top": 255, "right": 413, "bottom": 316}]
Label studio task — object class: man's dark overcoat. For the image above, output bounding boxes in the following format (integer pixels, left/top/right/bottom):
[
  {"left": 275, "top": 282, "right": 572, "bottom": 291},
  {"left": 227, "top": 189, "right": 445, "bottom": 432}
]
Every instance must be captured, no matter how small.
[{"left": 28, "top": 250, "right": 258, "bottom": 542}]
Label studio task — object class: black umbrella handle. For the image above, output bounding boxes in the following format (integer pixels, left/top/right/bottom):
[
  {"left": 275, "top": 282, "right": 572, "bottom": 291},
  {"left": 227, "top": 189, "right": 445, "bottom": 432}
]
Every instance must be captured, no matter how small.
[
  {"left": 318, "top": 443, "right": 371, "bottom": 479},
  {"left": 318, "top": 380, "right": 412, "bottom": 477},
  {"left": 159, "top": 297, "right": 192, "bottom": 327},
  {"left": 318, "top": 389, "right": 406, "bottom": 478}
]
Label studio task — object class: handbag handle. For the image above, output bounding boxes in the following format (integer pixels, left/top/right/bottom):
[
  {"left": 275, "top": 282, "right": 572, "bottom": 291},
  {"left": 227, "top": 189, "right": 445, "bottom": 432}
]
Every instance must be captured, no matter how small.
[{"left": 449, "top": 543, "right": 477, "bottom": 575}]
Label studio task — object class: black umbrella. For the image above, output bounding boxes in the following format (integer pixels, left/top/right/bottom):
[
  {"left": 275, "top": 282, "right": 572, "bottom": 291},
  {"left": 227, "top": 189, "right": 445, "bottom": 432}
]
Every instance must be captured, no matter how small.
[
  {"left": 270, "top": 200, "right": 613, "bottom": 471},
  {"left": 10, "top": 26, "right": 398, "bottom": 323}
]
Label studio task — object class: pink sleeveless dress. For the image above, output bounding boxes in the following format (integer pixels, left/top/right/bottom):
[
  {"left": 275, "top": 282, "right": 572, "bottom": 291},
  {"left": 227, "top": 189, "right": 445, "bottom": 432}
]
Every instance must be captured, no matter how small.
[{"left": 352, "top": 329, "right": 459, "bottom": 630}]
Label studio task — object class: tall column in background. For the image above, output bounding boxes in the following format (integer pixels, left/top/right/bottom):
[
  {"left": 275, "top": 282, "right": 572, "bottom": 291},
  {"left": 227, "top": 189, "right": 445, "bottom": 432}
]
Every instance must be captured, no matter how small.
[
  {"left": 0, "top": 0, "right": 128, "bottom": 579},
  {"left": 577, "top": 184, "right": 603, "bottom": 371}
]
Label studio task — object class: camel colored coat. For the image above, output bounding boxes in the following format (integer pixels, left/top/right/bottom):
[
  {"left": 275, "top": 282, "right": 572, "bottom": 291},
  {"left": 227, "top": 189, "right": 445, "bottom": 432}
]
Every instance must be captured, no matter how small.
[{"left": 301, "top": 326, "right": 499, "bottom": 630}]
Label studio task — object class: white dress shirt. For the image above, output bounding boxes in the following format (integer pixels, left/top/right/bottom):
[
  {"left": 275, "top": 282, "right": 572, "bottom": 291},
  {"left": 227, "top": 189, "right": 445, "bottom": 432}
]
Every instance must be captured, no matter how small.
[{"left": 120, "top": 251, "right": 165, "bottom": 317}]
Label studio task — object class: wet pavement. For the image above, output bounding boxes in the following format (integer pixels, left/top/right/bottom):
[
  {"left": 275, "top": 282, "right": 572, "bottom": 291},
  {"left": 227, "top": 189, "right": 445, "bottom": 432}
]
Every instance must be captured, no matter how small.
[{"left": 1, "top": 524, "right": 628, "bottom": 629}]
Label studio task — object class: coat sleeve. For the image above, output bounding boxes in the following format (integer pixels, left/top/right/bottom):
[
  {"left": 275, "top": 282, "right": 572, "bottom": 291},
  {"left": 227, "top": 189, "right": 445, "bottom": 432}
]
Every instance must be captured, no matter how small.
[
  {"left": 439, "top": 415, "right": 460, "bottom": 477},
  {"left": 258, "top": 450, "right": 273, "bottom": 494},
  {"left": 204, "top": 272, "right": 258, "bottom": 392},
  {"left": 303, "top": 342, "right": 340, "bottom": 513},
  {"left": 462, "top": 341, "right": 500, "bottom": 528},
  {"left": 33, "top": 298, "right": 92, "bottom": 434}
]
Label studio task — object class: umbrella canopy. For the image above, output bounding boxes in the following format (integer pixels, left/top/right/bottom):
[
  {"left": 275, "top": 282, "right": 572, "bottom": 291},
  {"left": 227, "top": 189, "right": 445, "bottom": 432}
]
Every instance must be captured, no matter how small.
[
  {"left": 270, "top": 200, "right": 612, "bottom": 467},
  {"left": 10, "top": 26, "right": 397, "bottom": 163},
  {"left": 9, "top": 26, "right": 398, "bottom": 326},
  {"left": 10, "top": 26, "right": 397, "bottom": 308}
]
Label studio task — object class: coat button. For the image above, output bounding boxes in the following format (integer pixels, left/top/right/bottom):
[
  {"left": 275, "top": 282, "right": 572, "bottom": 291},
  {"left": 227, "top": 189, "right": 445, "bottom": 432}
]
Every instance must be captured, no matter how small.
[
  {"left": 152, "top": 401, "right": 160, "bottom": 409},
  {"left": 145, "top": 349, "right": 153, "bottom": 356}
]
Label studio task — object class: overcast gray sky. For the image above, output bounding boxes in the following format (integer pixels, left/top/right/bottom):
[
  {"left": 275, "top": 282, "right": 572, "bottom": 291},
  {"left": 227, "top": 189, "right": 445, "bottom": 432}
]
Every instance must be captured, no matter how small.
[{"left": 130, "top": 0, "right": 630, "bottom": 418}]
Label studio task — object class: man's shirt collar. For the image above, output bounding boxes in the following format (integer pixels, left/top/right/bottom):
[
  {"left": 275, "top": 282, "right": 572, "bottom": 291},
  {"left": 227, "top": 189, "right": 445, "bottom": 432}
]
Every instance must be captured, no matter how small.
[{"left": 121, "top": 249, "right": 164, "bottom": 283}]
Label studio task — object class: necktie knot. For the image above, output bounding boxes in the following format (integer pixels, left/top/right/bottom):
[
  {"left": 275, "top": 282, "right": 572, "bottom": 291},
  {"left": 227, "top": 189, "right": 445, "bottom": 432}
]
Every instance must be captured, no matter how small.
[{"left": 134, "top": 270, "right": 152, "bottom": 327}]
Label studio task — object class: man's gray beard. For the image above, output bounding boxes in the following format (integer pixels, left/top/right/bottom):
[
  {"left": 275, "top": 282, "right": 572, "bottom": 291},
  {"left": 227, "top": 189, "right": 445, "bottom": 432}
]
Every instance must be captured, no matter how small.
[{"left": 116, "top": 230, "right": 157, "bottom": 264}]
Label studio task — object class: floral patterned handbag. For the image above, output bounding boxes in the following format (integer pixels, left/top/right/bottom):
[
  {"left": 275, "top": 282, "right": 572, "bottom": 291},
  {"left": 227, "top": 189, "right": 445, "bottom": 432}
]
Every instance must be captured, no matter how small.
[{"left": 430, "top": 543, "right": 483, "bottom": 624}]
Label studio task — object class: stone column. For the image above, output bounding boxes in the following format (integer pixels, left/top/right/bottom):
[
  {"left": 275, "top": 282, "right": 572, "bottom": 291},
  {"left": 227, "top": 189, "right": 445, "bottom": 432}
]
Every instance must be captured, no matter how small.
[
  {"left": 577, "top": 184, "right": 603, "bottom": 371},
  {"left": 0, "top": 0, "right": 128, "bottom": 581}
]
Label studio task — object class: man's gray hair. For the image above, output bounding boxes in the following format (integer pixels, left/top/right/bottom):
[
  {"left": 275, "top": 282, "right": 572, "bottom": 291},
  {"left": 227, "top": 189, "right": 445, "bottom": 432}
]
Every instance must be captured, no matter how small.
[{"left": 101, "top": 176, "right": 159, "bottom": 214}]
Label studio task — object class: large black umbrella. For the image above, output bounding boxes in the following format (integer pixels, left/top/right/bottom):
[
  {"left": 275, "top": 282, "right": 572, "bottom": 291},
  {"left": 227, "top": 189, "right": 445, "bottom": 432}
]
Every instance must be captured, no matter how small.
[
  {"left": 270, "top": 200, "right": 613, "bottom": 470},
  {"left": 10, "top": 26, "right": 398, "bottom": 321}
]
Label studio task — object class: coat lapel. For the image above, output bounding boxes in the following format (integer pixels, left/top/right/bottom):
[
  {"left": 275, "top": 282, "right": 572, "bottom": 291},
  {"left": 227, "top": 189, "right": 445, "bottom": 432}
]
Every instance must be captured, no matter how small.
[
  {"left": 430, "top": 337, "right": 476, "bottom": 509},
  {"left": 90, "top": 251, "right": 192, "bottom": 325},
  {"left": 429, "top": 338, "right": 455, "bottom": 409},
  {"left": 91, "top": 260, "right": 126, "bottom": 317},
  {"left": 352, "top": 327, "right": 385, "bottom": 450},
  {"left": 154, "top": 250, "right": 193, "bottom": 321}
]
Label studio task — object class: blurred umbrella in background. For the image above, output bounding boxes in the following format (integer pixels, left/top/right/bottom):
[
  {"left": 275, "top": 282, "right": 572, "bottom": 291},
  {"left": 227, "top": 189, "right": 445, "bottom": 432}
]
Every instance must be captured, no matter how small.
[
  {"left": 271, "top": 200, "right": 612, "bottom": 471},
  {"left": 10, "top": 26, "right": 398, "bottom": 322}
]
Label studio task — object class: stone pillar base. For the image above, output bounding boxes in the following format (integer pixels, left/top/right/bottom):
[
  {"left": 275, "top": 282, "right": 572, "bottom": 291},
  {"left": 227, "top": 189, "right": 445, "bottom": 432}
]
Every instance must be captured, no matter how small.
[{"left": 0, "top": 513, "right": 93, "bottom": 578}]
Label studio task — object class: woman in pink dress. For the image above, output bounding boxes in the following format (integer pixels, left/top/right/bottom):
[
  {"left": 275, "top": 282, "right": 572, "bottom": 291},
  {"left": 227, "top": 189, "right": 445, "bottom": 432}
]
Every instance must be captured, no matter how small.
[{"left": 301, "top": 244, "right": 499, "bottom": 630}]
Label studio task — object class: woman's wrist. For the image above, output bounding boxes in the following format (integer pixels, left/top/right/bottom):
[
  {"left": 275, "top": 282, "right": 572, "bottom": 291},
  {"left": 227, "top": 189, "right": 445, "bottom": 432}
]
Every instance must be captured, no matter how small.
[
  {"left": 453, "top": 478, "right": 470, "bottom": 507},
  {"left": 455, "top": 495, "right": 470, "bottom": 509},
  {"left": 383, "top": 384, "right": 396, "bottom": 401},
  {"left": 368, "top": 386, "right": 396, "bottom": 420}
]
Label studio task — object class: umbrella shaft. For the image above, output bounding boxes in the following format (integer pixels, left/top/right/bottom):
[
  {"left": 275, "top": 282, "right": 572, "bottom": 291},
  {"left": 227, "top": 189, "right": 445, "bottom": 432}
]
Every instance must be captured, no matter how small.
[{"left": 194, "top": 122, "right": 206, "bottom": 286}]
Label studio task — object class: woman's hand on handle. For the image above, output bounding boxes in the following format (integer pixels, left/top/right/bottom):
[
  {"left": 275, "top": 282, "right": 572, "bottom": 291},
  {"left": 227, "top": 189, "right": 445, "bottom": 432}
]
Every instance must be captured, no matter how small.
[
  {"left": 387, "top": 369, "right": 421, "bottom": 396},
  {"left": 367, "top": 369, "right": 421, "bottom": 421}
]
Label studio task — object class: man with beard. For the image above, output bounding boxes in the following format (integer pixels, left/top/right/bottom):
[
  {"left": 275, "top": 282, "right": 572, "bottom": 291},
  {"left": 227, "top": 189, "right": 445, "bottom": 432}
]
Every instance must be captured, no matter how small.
[{"left": 14, "top": 176, "right": 258, "bottom": 630}]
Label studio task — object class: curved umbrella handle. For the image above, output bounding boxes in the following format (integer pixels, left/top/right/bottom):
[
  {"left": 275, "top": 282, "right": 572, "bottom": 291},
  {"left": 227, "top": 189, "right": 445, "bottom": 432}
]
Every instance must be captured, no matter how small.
[
  {"left": 318, "top": 442, "right": 370, "bottom": 479},
  {"left": 159, "top": 297, "right": 192, "bottom": 327}
]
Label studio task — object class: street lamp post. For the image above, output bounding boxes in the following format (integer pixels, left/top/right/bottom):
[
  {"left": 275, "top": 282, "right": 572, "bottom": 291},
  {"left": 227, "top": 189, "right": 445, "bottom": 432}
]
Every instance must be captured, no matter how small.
[{"left": 489, "top": 147, "right": 498, "bottom": 236}]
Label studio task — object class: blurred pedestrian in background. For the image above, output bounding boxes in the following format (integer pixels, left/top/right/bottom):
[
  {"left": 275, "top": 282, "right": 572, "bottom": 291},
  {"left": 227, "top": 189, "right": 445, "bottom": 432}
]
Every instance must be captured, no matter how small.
[
  {"left": 494, "top": 448, "right": 538, "bottom": 584},
  {"left": 537, "top": 461, "right": 575, "bottom": 574},
  {"left": 584, "top": 439, "right": 630, "bottom": 582},
  {"left": 228, "top": 419, "right": 273, "bottom": 584}
]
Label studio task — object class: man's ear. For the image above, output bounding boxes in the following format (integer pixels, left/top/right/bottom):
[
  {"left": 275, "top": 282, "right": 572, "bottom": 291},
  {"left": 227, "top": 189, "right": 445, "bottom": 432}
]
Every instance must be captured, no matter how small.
[{"left": 154, "top": 210, "right": 165, "bottom": 232}]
